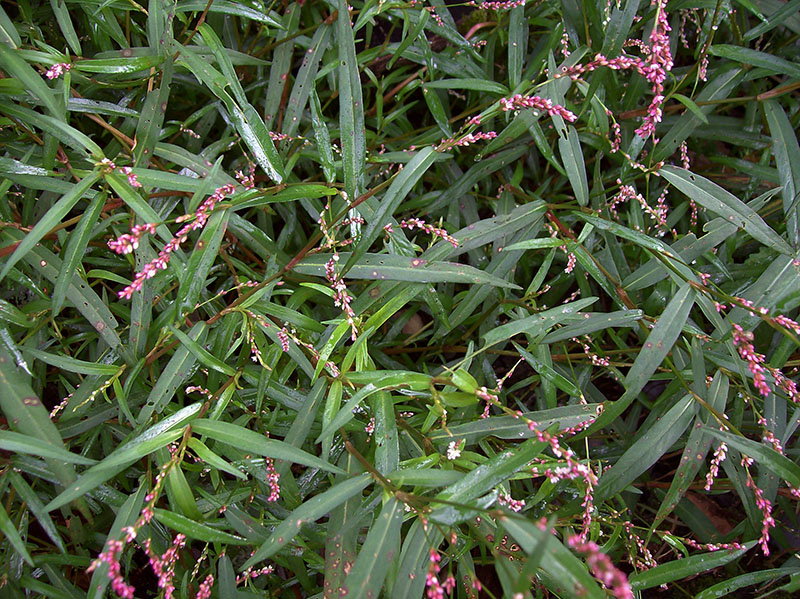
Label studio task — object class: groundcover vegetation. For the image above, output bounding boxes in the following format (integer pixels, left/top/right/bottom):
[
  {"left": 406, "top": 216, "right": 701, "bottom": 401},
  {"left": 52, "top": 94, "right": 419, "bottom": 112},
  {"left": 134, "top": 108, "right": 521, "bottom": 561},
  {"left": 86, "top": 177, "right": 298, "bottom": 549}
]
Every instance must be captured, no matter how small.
[{"left": 2, "top": 0, "right": 800, "bottom": 597}]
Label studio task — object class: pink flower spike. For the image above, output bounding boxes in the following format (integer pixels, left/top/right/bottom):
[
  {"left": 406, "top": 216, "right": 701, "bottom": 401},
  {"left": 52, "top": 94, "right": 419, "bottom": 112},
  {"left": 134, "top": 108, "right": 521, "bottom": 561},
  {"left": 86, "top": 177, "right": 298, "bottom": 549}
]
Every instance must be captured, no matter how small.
[
  {"left": 195, "top": 574, "right": 214, "bottom": 599},
  {"left": 500, "top": 94, "right": 576, "bottom": 122},
  {"left": 45, "top": 62, "right": 72, "bottom": 80},
  {"left": 119, "top": 166, "right": 142, "bottom": 188}
]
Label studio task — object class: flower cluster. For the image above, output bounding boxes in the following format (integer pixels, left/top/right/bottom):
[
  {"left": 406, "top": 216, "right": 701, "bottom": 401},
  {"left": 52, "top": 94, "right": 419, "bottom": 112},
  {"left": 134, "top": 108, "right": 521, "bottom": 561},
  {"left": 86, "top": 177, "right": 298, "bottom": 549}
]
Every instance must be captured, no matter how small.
[
  {"left": 325, "top": 254, "right": 358, "bottom": 341},
  {"left": 86, "top": 539, "right": 135, "bottom": 599},
  {"left": 195, "top": 575, "right": 214, "bottom": 599},
  {"left": 265, "top": 457, "right": 280, "bottom": 502},
  {"left": 45, "top": 62, "right": 72, "bottom": 79},
  {"left": 608, "top": 181, "right": 669, "bottom": 234},
  {"left": 116, "top": 183, "right": 236, "bottom": 299},
  {"left": 497, "top": 492, "right": 525, "bottom": 512},
  {"left": 731, "top": 324, "right": 770, "bottom": 398},
  {"left": 567, "top": 536, "right": 634, "bottom": 599},
  {"left": 704, "top": 439, "right": 728, "bottom": 490},
  {"left": 555, "top": 53, "right": 643, "bottom": 81},
  {"left": 144, "top": 533, "right": 186, "bottom": 599},
  {"left": 743, "top": 458, "right": 775, "bottom": 555},
  {"left": 446, "top": 440, "right": 462, "bottom": 460},
  {"left": 468, "top": 0, "right": 526, "bottom": 10},
  {"left": 386, "top": 218, "right": 459, "bottom": 248},
  {"left": 635, "top": 0, "right": 673, "bottom": 139},
  {"left": 500, "top": 94, "right": 577, "bottom": 122},
  {"left": 425, "top": 549, "right": 456, "bottom": 599},
  {"left": 437, "top": 131, "right": 497, "bottom": 151},
  {"left": 108, "top": 223, "right": 157, "bottom": 255}
]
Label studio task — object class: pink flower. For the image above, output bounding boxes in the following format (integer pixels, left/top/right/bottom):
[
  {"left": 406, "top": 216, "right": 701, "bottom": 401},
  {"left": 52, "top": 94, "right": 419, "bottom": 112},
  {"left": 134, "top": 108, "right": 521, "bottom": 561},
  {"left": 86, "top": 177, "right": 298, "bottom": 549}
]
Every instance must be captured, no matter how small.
[
  {"left": 195, "top": 575, "right": 214, "bottom": 599},
  {"left": 117, "top": 184, "right": 236, "bottom": 299},
  {"left": 45, "top": 62, "right": 72, "bottom": 80},
  {"left": 500, "top": 94, "right": 576, "bottom": 122},
  {"left": 265, "top": 457, "right": 280, "bottom": 502},
  {"left": 567, "top": 536, "right": 634, "bottom": 599}
]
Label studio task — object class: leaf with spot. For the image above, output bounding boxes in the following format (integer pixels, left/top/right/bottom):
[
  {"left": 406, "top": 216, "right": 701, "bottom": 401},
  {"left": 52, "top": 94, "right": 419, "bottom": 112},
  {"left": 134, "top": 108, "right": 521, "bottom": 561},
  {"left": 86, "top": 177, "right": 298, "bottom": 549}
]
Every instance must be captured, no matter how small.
[
  {"left": 342, "top": 497, "right": 404, "bottom": 599},
  {"left": 191, "top": 418, "right": 345, "bottom": 474},
  {"left": 138, "top": 322, "right": 207, "bottom": 424},
  {"left": 242, "top": 473, "right": 371, "bottom": 569},
  {"left": 594, "top": 394, "right": 696, "bottom": 504},
  {"left": 0, "top": 171, "right": 100, "bottom": 285},
  {"left": 0, "top": 345, "right": 79, "bottom": 491},
  {"left": 630, "top": 543, "right": 754, "bottom": 591},
  {"left": 660, "top": 166, "right": 792, "bottom": 256},
  {"left": 584, "top": 283, "right": 696, "bottom": 434},
  {"left": 297, "top": 253, "right": 520, "bottom": 288}
]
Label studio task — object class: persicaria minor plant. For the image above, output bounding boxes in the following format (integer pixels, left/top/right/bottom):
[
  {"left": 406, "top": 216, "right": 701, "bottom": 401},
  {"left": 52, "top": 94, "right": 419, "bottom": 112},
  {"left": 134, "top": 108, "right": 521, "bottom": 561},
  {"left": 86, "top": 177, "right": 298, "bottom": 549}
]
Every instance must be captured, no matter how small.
[{"left": 1, "top": 1, "right": 799, "bottom": 598}]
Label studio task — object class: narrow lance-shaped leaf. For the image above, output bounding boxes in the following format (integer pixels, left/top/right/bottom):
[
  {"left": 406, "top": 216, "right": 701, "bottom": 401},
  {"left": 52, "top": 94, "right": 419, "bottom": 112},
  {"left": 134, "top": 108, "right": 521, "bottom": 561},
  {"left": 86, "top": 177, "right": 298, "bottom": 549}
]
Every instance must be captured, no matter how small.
[
  {"left": 242, "top": 473, "right": 371, "bottom": 569},
  {"left": 660, "top": 166, "right": 792, "bottom": 256},
  {"left": 585, "top": 283, "right": 695, "bottom": 433},
  {"left": 342, "top": 497, "right": 404, "bottom": 599},
  {"left": 0, "top": 171, "right": 100, "bottom": 284}
]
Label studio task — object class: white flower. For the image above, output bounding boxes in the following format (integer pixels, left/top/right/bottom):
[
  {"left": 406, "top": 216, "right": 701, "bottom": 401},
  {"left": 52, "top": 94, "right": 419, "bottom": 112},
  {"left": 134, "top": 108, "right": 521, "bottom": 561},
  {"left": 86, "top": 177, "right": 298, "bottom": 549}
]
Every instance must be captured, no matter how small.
[{"left": 446, "top": 441, "right": 462, "bottom": 461}]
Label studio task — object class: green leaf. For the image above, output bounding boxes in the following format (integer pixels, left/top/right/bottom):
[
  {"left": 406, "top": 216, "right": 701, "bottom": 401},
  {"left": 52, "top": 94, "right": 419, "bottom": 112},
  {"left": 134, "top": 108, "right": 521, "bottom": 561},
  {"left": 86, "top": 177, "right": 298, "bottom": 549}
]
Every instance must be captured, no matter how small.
[
  {"left": 45, "top": 428, "right": 185, "bottom": 511},
  {"left": 298, "top": 253, "right": 521, "bottom": 288},
  {"left": 392, "top": 520, "right": 444, "bottom": 599},
  {"left": 653, "top": 373, "right": 728, "bottom": 529},
  {"left": 629, "top": 543, "right": 754, "bottom": 590},
  {"left": 175, "top": 0, "right": 282, "bottom": 26},
  {"left": 188, "top": 438, "right": 246, "bottom": 480},
  {"left": 429, "top": 404, "right": 599, "bottom": 445},
  {"left": 587, "top": 283, "right": 695, "bottom": 432},
  {"left": 139, "top": 322, "right": 207, "bottom": 424},
  {"left": 345, "top": 146, "right": 437, "bottom": 273},
  {"left": 0, "top": 500, "right": 33, "bottom": 566},
  {"left": 342, "top": 497, "right": 404, "bottom": 599},
  {"left": 515, "top": 342, "right": 583, "bottom": 398},
  {"left": 559, "top": 125, "right": 589, "bottom": 206},
  {"left": 7, "top": 470, "right": 66, "bottom": 553},
  {"left": 153, "top": 508, "right": 248, "bottom": 545},
  {"left": 660, "top": 166, "right": 792, "bottom": 256},
  {"left": 425, "top": 78, "right": 509, "bottom": 95},
  {"left": 0, "top": 5, "right": 21, "bottom": 47},
  {"left": 133, "top": 58, "right": 173, "bottom": 168},
  {"left": 0, "top": 172, "right": 100, "bottom": 284},
  {"left": 1, "top": 102, "right": 101, "bottom": 157},
  {"left": 24, "top": 347, "right": 120, "bottom": 376},
  {"left": 241, "top": 473, "right": 371, "bottom": 568},
  {"left": 709, "top": 45, "right": 800, "bottom": 80},
  {"left": 282, "top": 22, "right": 332, "bottom": 139},
  {"left": 0, "top": 346, "right": 78, "bottom": 490},
  {"left": 191, "top": 418, "right": 345, "bottom": 474},
  {"left": 0, "top": 430, "right": 97, "bottom": 465},
  {"left": 0, "top": 230, "right": 126, "bottom": 355},
  {"left": 595, "top": 394, "right": 695, "bottom": 504},
  {"left": 483, "top": 298, "right": 598, "bottom": 347},
  {"left": 0, "top": 43, "right": 61, "bottom": 115},
  {"left": 49, "top": 0, "right": 81, "bottom": 55},
  {"left": 744, "top": 0, "right": 800, "bottom": 40},
  {"left": 52, "top": 191, "right": 105, "bottom": 315},
  {"left": 695, "top": 568, "right": 797, "bottom": 599},
  {"left": 433, "top": 437, "right": 547, "bottom": 506},
  {"left": 337, "top": 0, "right": 366, "bottom": 204},
  {"left": 168, "top": 324, "right": 236, "bottom": 376},
  {"left": 763, "top": 99, "right": 800, "bottom": 245},
  {"left": 671, "top": 93, "right": 708, "bottom": 124},
  {"left": 508, "top": 5, "right": 527, "bottom": 89}
]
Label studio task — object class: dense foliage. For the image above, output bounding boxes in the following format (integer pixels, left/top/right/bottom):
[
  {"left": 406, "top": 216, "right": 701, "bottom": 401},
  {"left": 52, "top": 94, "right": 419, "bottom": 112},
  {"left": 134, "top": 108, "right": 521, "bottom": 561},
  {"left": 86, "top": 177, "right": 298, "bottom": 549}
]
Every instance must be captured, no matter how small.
[{"left": 1, "top": 0, "right": 800, "bottom": 597}]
